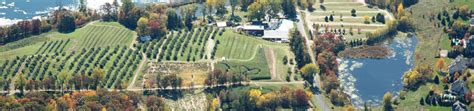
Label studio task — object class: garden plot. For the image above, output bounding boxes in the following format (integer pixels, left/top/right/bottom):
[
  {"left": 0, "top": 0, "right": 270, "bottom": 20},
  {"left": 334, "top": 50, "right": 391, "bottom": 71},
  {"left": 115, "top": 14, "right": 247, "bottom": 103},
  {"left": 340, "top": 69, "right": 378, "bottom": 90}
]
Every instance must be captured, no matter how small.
[{"left": 141, "top": 62, "right": 210, "bottom": 87}]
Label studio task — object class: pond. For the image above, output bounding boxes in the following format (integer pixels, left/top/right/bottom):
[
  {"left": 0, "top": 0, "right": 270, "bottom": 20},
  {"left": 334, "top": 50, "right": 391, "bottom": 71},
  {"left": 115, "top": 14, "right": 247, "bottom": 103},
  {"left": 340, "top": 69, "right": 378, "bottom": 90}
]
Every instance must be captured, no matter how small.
[{"left": 338, "top": 33, "right": 418, "bottom": 107}]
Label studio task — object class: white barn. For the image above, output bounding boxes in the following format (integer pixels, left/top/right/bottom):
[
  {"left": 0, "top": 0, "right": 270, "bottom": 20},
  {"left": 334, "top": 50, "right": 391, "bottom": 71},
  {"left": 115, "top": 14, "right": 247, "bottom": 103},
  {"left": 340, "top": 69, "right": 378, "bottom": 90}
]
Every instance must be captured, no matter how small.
[{"left": 262, "top": 19, "right": 294, "bottom": 43}]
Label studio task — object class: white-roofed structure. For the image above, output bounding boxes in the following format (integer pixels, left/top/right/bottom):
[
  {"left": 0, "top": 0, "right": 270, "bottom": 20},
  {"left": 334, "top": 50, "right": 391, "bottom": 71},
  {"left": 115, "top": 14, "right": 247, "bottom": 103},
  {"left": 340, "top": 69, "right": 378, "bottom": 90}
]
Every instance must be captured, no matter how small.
[
  {"left": 262, "top": 19, "right": 294, "bottom": 42},
  {"left": 262, "top": 30, "right": 290, "bottom": 42},
  {"left": 216, "top": 22, "right": 228, "bottom": 28}
]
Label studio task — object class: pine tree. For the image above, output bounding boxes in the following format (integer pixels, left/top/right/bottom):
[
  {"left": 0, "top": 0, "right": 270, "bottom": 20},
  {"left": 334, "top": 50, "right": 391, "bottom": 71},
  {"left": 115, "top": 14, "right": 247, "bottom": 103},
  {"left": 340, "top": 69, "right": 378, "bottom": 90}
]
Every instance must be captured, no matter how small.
[
  {"left": 434, "top": 75, "right": 440, "bottom": 84},
  {"left": 420, "top": 97, "right": 424, "bottom": 105}
]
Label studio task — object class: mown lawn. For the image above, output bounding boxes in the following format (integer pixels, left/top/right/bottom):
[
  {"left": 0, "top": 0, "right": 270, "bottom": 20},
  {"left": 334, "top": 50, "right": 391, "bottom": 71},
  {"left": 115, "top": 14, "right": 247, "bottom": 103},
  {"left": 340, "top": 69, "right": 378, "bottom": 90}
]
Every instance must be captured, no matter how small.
[
  {"left": 216, "top": 48, "right": 271, "bottom": 80},
  {"left": 215, "top": 30, "right": 287, "bottom": 60},
  {"left": 393, "top": 83, "right": 450, "bottom": 111},
  {"left": 451, "top": 0, "right": 474, "bottom": 9},
  {"left": 74, "top": 23, "right": 135, "bottom": 49},
  {"left": 215, "top": 31, "right": 259, "bottom": 60},
  {"left": 214, "top": 30, "right": 293, "bottom": 80}
]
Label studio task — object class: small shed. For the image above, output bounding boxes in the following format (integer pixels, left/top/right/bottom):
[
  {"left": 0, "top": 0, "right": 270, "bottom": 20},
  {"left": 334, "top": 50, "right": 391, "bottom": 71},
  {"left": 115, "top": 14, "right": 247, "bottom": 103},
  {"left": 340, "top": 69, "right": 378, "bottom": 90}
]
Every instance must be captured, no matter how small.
[
  {"left": 139, "top": 36, "right": 151, "bottom": 42},
  {"left": 216, "top": 22, "right": 228, "bottom": 28},
  {"left": 440, "top": 50, "right": 448, "bottom": 58}
]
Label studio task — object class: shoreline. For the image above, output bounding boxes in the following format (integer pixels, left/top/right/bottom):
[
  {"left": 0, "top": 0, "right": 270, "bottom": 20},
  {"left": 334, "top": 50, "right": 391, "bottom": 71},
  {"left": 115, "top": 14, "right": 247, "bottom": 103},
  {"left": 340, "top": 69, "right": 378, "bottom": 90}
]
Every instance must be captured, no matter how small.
[
  {"left": 338, "top": 45, "right": 392, "bottom": 59},
  {"left": 0, "top": 0, "right": 118, "bottom": 27}
]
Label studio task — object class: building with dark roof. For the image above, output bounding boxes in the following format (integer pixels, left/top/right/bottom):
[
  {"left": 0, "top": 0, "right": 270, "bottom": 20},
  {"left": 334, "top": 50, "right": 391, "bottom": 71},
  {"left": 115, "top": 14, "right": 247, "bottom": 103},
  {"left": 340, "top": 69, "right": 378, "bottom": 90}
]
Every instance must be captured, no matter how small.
[
  {"left": 450, "top": 80, "right": 469, "bottom": 96},
  {"left": 237, "top": 25, "right": 265, "bottom": 36},
  {"left": 448, "top": 56, "right": 474, "bottom": 75}
]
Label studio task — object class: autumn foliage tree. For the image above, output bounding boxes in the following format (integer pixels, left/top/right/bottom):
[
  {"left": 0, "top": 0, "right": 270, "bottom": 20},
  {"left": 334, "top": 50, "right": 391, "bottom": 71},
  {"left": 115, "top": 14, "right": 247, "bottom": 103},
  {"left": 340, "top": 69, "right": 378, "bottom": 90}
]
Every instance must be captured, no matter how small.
[
  {"left": 402, "top": 65, "right": 434, "bottom": 89},
  {"left": 436, "top": 59, "right": 446, "bottom": 72},
  {"left": 146, "top": 96, "right": 166, "bottom": 111},
  {"left": 218, "top": 88, "right": 312, "bottom": 110},
  {"left": 300, "top": 63, "right": 319, "bottom": 84}
]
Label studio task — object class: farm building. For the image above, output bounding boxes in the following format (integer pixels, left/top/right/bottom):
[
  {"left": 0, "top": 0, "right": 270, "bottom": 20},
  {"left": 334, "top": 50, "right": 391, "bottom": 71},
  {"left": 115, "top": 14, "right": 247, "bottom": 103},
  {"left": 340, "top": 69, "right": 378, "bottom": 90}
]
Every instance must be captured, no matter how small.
[
  {"left": 450, "top": 79, "right": 469, "bottom": 96},
  {"left": 262, "top": 20, "right": 294, "bottom": 42},
  {"left": 262, "top": 30, "right": 290, "bottom": 42},
  {"left": 237, "top": 25, "right": 265, "bottom": 36}
]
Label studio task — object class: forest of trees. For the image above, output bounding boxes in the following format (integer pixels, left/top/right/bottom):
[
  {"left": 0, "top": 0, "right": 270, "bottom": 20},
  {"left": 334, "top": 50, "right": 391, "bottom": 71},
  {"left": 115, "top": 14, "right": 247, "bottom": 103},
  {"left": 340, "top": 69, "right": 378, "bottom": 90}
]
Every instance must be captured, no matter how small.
[
  {"left": 212, "top": 87, "right": 312, "bottom": 110},
  {"left": 0, "top": 90, "right": 167, "bottom": 110}
]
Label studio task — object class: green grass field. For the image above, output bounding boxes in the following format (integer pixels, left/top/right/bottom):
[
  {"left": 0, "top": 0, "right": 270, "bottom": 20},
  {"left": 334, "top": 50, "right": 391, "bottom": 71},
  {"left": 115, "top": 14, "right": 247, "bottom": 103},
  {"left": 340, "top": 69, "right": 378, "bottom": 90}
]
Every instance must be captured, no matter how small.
[
  {"left": 391, "top": 0, "right": 473, "bottom": 110},
  {"left": 74, "top": 23, "right": 134, "bottom": 49},
  {"left": 451, "top": 0, "right": 474, "bottom": 9},
  {"left": 214, "top": 31, "right": 293, "bottom": 80},
  {"left": 216, "top": 48, "right": 271, "bottom": 80}
]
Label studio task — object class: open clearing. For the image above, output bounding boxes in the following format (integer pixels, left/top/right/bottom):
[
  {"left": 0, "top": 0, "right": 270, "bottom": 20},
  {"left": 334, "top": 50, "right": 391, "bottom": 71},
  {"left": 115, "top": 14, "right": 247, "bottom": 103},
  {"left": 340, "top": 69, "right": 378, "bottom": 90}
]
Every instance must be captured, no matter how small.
[{"left": 214, "top": 31, "right": 294, "bottom": 81}]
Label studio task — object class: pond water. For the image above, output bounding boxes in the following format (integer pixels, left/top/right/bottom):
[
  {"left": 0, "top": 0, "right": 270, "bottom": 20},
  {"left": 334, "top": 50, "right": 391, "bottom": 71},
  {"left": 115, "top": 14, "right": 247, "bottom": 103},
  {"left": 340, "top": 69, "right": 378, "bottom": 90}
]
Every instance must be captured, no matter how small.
[{"left": 338, "top": 34, "right": 418, "bottom": 107}]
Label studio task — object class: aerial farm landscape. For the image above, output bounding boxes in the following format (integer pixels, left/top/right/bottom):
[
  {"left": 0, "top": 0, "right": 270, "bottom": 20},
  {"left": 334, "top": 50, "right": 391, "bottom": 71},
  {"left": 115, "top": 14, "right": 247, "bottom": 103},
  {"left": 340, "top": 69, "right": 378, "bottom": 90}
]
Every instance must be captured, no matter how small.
[{"left": 0, "top": 0, "right": 473, "bottom": 110}]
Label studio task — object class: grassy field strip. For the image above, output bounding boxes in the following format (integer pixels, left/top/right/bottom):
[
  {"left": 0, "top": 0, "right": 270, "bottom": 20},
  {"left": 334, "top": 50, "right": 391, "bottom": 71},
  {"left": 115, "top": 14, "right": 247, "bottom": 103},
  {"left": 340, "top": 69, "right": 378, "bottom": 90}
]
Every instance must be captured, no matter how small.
[
  {"left": 239, "top": 41, "right": 249, "bottom": 59},
  {"left": 310, "top": 17, "right": 386, "bottom": 24},
  {"left": 80, "top": 26, "right": 99, "bottom": 48},
  {"left": 311, "top": 10, "right": 382, "bottom": 16}
]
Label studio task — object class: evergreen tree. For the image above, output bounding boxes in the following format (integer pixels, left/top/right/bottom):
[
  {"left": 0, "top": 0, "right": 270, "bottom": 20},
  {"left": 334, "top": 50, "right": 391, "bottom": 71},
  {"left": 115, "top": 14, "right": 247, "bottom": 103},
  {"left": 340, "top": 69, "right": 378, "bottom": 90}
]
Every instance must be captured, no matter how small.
[
  {"left": 57, "top": 12, "right": 76, "bottom": 33},
  {"left": 281, "top": 0, "right": 297, "bottom": 19},
  {"left": 434, "top": 75, "right": 439, "bottom": 84},
  {"left": 420, "top": 98, "right": 424, "bottom": 105},
  {"left": 166, "top": 9, "right": 182, "bottom": 30}
]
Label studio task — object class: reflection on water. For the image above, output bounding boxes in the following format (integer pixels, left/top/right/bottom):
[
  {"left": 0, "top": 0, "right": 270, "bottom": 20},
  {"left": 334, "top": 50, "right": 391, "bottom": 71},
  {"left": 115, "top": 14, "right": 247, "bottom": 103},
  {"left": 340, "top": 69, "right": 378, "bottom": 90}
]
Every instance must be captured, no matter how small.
[{"left": 338, "top": 34, "right": 417, "bottom": 107}]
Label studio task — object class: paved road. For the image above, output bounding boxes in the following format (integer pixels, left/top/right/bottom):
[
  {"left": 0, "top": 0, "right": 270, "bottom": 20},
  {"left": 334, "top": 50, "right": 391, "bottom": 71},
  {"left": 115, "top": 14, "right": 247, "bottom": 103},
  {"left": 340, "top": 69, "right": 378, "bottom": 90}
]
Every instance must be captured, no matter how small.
[{"left": 297, "top": 12, "right": 331, "bottom": 111}]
